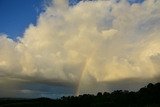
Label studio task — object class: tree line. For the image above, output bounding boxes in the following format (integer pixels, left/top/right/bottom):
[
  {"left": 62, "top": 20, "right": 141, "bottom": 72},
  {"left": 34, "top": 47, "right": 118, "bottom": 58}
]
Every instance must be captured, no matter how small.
[{"left": 0, "top": 83, "right": 160, "bottom": 107}]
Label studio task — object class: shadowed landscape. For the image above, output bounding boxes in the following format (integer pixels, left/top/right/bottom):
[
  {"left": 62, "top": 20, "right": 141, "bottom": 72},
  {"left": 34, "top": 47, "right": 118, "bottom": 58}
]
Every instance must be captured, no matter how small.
[
  {"left": 1, "top": 0, "right": 160, "bottom": 107},
  {"left": 0, "top": 82, "right": 160, "bottom": 107}
]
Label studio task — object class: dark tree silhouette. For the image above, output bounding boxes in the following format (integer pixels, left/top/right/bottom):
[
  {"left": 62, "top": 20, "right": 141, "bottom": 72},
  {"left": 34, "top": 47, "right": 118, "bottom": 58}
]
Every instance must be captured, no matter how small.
[{"left": 1, "top": 82, "right": 160, "bottom": 107}]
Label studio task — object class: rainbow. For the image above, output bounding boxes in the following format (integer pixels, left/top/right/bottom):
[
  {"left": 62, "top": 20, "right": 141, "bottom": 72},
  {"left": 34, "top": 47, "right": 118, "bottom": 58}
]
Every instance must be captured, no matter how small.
[{"left": 75, "top": 43, "right": 101, "bottom": 96}]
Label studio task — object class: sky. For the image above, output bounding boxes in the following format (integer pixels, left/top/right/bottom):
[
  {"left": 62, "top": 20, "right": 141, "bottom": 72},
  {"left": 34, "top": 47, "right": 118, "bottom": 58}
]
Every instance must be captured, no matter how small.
[
  {"left": 0, "top": 0, "right": 144, "bottom": 39},
  {"left": 0, "top": 0, "right": 160, "bottom": 98},
  {"left": 0, "top": 0, "right": 48, "bottom": 39}
]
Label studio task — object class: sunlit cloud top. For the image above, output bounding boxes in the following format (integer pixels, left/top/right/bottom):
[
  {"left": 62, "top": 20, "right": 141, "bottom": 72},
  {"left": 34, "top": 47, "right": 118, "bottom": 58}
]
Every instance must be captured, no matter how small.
[{"left": 0, "top": 0, "right": 160, "bottom": 98}]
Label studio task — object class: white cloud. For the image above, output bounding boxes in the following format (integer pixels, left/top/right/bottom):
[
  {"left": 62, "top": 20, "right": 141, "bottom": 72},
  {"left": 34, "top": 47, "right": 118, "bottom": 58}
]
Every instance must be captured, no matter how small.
[{"left": 0, "top": 0, "right": 160, "bottom": 95}]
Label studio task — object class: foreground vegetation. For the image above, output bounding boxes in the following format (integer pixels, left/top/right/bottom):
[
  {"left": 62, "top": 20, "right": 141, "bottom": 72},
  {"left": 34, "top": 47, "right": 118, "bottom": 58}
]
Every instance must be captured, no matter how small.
[{"left": 0, "top": 83, "right": 160, "bottom": 107}]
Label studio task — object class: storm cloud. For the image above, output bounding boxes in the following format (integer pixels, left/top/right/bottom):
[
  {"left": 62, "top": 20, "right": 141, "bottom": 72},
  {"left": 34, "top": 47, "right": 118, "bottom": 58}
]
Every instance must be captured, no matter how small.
[{"left": 0, "top": 0, "right": 160, "bottom": 97}]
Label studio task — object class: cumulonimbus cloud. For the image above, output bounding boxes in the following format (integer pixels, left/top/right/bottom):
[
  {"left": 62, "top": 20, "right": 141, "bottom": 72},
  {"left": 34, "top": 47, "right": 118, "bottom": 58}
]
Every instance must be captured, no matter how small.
[{"left": 0, "top": 0, "right": 160, "bottom": 95}]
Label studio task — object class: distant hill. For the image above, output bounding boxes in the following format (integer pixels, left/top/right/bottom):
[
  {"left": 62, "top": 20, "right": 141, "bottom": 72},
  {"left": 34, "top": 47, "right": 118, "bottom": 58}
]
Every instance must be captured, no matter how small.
[{"left": 0, "top": 83, "right": 160, "bottom": 107}]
